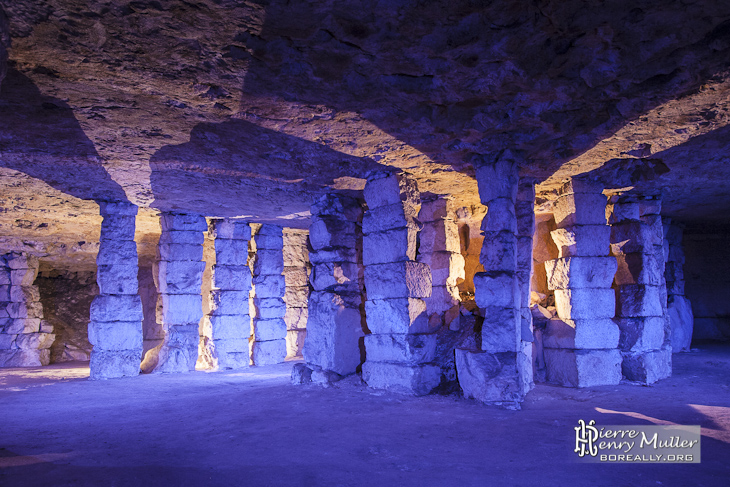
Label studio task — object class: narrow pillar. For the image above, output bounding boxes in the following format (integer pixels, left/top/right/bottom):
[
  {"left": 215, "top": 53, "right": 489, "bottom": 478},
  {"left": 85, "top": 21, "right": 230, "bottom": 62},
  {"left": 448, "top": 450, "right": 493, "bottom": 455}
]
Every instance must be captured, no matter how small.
[
  {"left": 663, "top": 218, "right": 693, "bottom": 352},
  {"left": 542, "top": 178, "right": 621, "bottom": 387},
  {"left": 641, "top": 196, "right": 672, "bottom": 359},
  {"left": 283, "top": 229, "right": 310, "bottom": 358},
  {"left": 89, "top": 201, "right": 143, "bottom": 379},
  {"left": 250, "top": 224, "right": 287, "bottom": 365},
  {"left": 139, "top": 266, "right": 162, "bottom": 356},
  {"left": 142, "top": 212, "right": 206, "bottom": 373},
  {"left": 200, "top": 219, "right": 252, "bottom": 369},
  {"left": 361, "top": 172, "right": 438, "bottom": 396},
  {"left": 300, "top": 194, "right": 365, "bottom": 383},
  {"left": 610, "top": 195, "right": 671, "bottom": 383},
  {"left": 515, "top": 179, "right": 536, "bottom": 390},
  {"left": 417, "top": 197, "right": 464, "bottom": 324},
  {"left": 455, "top": 151, "right": 531, "bottom": 408},
  {"left": 0, "top": 252, "right": 54, "bottom": 367}
]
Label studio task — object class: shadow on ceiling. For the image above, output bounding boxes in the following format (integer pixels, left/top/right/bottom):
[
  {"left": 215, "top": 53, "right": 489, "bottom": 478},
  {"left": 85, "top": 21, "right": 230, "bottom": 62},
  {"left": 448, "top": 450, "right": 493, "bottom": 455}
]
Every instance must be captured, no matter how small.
[{"left": 0, "top": 68, "right": 128, "bottom": 203}]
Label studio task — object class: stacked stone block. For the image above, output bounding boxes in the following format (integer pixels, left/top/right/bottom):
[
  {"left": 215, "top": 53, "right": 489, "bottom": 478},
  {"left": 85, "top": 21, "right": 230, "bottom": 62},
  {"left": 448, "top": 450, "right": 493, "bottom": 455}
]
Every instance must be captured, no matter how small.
[
  {"left": 417, "top": 197, "right": 464, "bottom": 320},
  {"left": 455, "top": 152, "right": 531, "bottom": 407},
  {"left": 89, "top": 201, "right": 143, "bottom": 379},
  {"left": 361, "top": 172, "right": 438, "bottom": 396},
  {"left": 542, "top": 178, "right": 622, "bottom": 388},
  {"left": 302, "top": 194, "right": 364, "bottom": 381},
  {"left": 250, "top": 224, "right": 287, "bottom": 365},
  {"left": 201, "top": 219, "right": 252, "bottom": 369},
  {"left": 0, "top": 252, "right": 54, "bottom": 367},
  {"left": 145, "top": 212, "right": 207, "bottom": 373},
  {"left": 283, "top": 229, "right": 310, "bottom": 358},
  {"left": 663, "top": 219, "right": 693, "bottom": 352},
  {"left": 609, "top": 194, "right": 671, "bottom": 383}
]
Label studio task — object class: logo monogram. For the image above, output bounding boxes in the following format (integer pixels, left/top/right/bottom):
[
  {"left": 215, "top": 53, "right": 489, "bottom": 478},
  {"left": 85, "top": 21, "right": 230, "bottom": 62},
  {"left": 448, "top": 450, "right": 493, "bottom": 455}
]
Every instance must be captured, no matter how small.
[{"left": 574, "top": 419, "right": 599, "bottom": 457}]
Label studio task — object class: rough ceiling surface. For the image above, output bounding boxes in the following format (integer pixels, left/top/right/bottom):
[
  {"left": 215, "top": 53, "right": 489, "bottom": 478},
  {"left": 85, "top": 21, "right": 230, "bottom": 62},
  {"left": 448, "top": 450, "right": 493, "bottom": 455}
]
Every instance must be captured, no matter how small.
[{"left": 1, "top": 0, "right": 730, "bottom": 267}]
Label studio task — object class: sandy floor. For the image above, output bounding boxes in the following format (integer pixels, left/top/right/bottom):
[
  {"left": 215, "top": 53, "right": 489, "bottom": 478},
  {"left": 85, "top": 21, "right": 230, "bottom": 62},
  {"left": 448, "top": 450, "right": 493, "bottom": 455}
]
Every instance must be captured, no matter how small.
[{"left": 0, "top": 345, "right": 728, "bottom": 487}]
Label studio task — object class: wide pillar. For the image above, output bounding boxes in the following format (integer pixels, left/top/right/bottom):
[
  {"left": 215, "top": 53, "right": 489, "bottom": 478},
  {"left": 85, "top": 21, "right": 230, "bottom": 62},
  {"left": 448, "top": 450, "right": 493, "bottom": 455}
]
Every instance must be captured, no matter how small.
[
  {"left": 89, "top": 201, "right": 143, "bottom": 379},
  {"left": 663, "top": 219, "right": 693, "bottom": 352},
  {"left": 142, "top": 212, "right": 206, "bottom": 373},
  {"left": 542, "top": 178, "right": 621, "bottom": 387},
  {"left": 417, "top": 197, "right": 464, "bottom": 324},
  {"left": 361, "top": 172, "right": 438, "bottom": 396},
  {"left": 299, "top": 194, "right": 365, "bottom": 383},
  {"left": 283, "top": 229, "right": 310, "bottom": 358},
  {"left": 610, "top": 194, "right": 671, "bottom": 383},
  {"left": 455, "top": 151, "right": 531, "bottom": 408},
  {"left": 200, "top": 219, "right": 252, "bottom": 370},
  {"left": 250, "top": 224, "right": 287, "bottom": 365},
  {"left": 0, "top": 252, "right": 54, "bottom": 367}
]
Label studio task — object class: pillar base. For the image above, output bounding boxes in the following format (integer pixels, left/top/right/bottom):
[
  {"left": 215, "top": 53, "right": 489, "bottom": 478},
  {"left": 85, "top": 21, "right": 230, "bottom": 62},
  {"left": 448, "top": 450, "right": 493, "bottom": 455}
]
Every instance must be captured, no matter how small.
[
  {"left": 362, "top": 361, "right": 440, "bottom": 396},
  {"left": 90, "top": 349, "right": 141, "bottom": 379},
  {"left": 250, "top": 339, "right": 286, "bottom": 366},
  {"left": 0, "top": 349, "right": 50, "bottom": 368},
  {"left": 622, "top": 348, "right": 671, "bottom": 384},
  {"left": 455, "top": 349, "right": 527, "bottom": 409},
  {"left": 141, "top": 326, "right": 198, "bottom": 374},
  {"left": 543, "top": 348, "right": 622, "bottom": 387}
]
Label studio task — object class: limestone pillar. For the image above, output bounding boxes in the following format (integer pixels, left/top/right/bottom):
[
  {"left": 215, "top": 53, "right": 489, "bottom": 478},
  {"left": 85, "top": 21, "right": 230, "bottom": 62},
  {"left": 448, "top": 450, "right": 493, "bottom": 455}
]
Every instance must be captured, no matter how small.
[
  {"left": 0, "top": 253, "right": 54, "bottom": 367},
  {"left": 200, "top": 219, "right": 252, "bottom": 370},
  {"left": 417, "top": 197, "right": 464, "bottom": 323},
  {"left": 663, "top": 218, "right": 693, "bottom": 352},
  {"left": 609, "top": 195, "right": 671, "bottom": 383},
  {"left": 143, "top": 212, "right": 206, "bottom": 373},
  {"left": 515, "top": 179, "right": 536, "bottom": 389},
  {"left": 361, "top": 172, "right": 438, "bottom": 396},
  {"left": 641, "top": 196, "right": 672, "bottom": 357},
  {"left": 283, "top": 229, "right": 310, "bottom": 358},
  {"left": 455, "top": 152, "right": 531, "bottom": 407},
  {"left": 301, "top": 194, "right": 364, "bottom": 382},
  {"left": 542, "top": 178, "right": 621, "bottom": 387},
  {"left": 250, "top": 224, "right": 287, "bottom": 365},
  {"left": 89, "top": 201, "right": 143, "bottom": 379}
]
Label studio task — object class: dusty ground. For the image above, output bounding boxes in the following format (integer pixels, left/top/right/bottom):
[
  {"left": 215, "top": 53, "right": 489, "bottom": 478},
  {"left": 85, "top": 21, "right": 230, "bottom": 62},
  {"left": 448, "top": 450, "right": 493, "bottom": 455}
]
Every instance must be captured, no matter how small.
[{"left": 0, "top": 345, "right": 728, "bottom": 487}]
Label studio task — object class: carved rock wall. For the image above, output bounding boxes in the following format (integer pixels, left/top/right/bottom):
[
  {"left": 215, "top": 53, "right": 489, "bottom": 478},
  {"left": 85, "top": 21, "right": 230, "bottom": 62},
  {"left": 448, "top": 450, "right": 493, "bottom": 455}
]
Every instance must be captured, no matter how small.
[
  {"left": 36, "top": 269, "right": 96, "bottom": 362},
  {"left": 684, "top": 227, "right": 730, "bottom": 342}
]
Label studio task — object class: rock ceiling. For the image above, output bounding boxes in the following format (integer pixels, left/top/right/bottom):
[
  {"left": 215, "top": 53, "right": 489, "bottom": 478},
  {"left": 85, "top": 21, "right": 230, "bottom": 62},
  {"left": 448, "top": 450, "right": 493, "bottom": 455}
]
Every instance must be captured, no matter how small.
[{"left": 1, "top": 0, "right": 730, "bottom": 267}]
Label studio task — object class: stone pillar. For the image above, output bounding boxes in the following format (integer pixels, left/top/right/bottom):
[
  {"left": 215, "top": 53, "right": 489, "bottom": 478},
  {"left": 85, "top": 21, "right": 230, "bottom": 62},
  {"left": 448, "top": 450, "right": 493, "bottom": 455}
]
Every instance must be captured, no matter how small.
[
  {"left": 283, "top": 229, "right": 310, "bottom": 358},
  {"left": 196, "top": 232, "right": 216, "bottom": 369},
  {"left": 361, "top": 172, "right": 438, "bottom": 396},
  {"left": 89, "top": 201, "right": 143, "bottom": 379},
  {"left": 0, "top": 253, "right": 54, "bottom": 367},
  {"left": 250, "top": 224, "right": 287, "bottom": 365},
  {"left": 139, "top": 266, "right": 162, "bottom": 356},
  {"left": 417, "top": 197, "right": 464, "bottom": 324},
  {"left": 199, "top": 219, "right": 252, "bottom": 370},
  {"left": 663, "top": 219, "right": 693, "bottom": 352},
  {"left": 455, "top": 152, "right": 531, "bottom": 408},
  {"left": 515, "top": 179, "right": 536, "bottom": 390},
  {"left": 542, "top": 178, "right": 621, "bottom": 388},
  {"left": 641, "top": 196, "right": 672, "bottom": 358},
  {"left": 142, "top": 212, "right": 206, "bottom": 373},
  {"left": 609, "top": 194, "right": 671, "bottom": 384},
  {"left": 300, "top": 194, "right": 365, "bottom": 383}
]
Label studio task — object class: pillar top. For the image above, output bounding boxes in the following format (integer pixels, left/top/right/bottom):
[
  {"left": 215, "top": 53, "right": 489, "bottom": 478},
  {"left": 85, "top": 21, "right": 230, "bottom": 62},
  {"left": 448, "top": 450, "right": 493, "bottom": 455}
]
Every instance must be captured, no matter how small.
[
  {"left": 557, "top": 176, "right": 604, "bottom": 197},
  {"left": 97, "top": 200, "right": 138, "bottom": 216}
]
